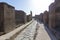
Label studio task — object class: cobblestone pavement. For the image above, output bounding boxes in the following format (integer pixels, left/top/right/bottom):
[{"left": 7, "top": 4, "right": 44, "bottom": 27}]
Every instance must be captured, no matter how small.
[
  {"left": 35, "top": 22, "right": 57, "bottom": 40},
  {"left": 14, "top": 20, "right": 57, "bottom": 40},
  {"left": 14, "top": 20, "right": 37, "bottom": 40}
]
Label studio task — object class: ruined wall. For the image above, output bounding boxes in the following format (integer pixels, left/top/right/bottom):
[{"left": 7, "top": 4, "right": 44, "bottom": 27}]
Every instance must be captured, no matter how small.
[
  {"left": 4, "top": 3, "right": 16, "bottom": 33},
  {"left": 0, "top": 3, "right": 4, "bottom": 34},
  {"left": 43, "top": 11, "right": 49, "bottom": 26},
  {"left": 27, "top": 15, "right": 31, "bottom": 22},
  {"left": 35, "top": 15, "right": 40, "bottom": 20},
  {"left": 40, "top": 13, "right": 43, "bottom": 22},
  {"left": 27, "top": 12, "right": 32, "bottom": 22},
  {"left": 15, "top": 10, "right": 27, "bottom": 25},
  {"left": 49, "top": 3, "right": 56, "bottom": 29},
  {"left": 54, "top": 0, "right": 60, "bottom": 29},
  {"left": 49, "top": 0, "right": 60, "bottom": 29},
  {"left": 0, "top": 2, "right": 16, "bottom": 33}
]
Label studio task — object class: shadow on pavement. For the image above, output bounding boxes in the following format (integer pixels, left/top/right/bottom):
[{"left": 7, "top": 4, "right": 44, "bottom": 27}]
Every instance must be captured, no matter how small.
[{"left": 36, "top": 20, "right": 57, "bottom": 40}]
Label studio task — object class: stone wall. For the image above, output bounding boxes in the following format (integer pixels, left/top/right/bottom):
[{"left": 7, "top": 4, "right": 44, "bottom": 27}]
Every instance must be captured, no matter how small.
[
  {"left": 0, "top": 3, "right": 4, "bottom": 33},
  {"left": 15, "top": 10, "right": 27, "bottom": 25},
  {"left": 43, "top": 11, "right": 49, "bottom": 26},
  {"left": 35, "top": 15, "right": 40, "bottom": 20},
  {"left": 27, "top": 15, "right": 31, "bottom": 22},
  {"left": 27, "top": 11, "right": 32, "bottom": 22},
  {"left": 49, "top": 0, "right": 60, "bottom": 39},
  {"left": 49, "top": 0, "right": 60, "bottom": 29},
  {"left": 40, "top": 13, "right": 43, "bottom": 22},
  {"left": 0, "top": 2, "right": 16, "bottom": 34},
  {"left": 49, "top": 3, "right": 56, "bottom": 29}
]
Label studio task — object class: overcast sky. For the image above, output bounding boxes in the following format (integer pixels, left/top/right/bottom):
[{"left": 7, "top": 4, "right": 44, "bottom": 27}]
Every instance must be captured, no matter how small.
[{"left": 0, "top": 0, "right": 54, "bottom": 16}]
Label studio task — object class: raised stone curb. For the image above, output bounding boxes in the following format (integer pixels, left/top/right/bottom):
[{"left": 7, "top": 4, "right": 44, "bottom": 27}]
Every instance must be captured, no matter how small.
[{"left": 0, "top": 20, "right": 33, "bottom": 40}]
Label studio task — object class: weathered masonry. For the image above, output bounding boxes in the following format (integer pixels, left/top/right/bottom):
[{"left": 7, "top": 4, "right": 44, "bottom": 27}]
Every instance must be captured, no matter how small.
[
  {"left": 49, "top": 0, "right": 60, "bottom": 39},
  {"left": 49, "top": 2, "right": 55, "bottom": 29},
  {"left": 39, "top": 13, "right": 43, "bottom": 22},
  {"left": 27, "top": 11, "right": 32, "bottom": 22},
  {"left": 49, "top": 0, "right": 60, "bottom": 29},
  {"left": 15, "top": 10, "right": 27, "bottom": 25},
  {"left": 35, "top": 15, "right": 40, "bottom": 20},
  {"left": 0, "top": 2, "right": 16, "bottom": 35},
  {"left": 43, "top": 11, "right": 49, "bottom": 26}
]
